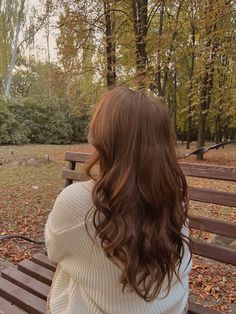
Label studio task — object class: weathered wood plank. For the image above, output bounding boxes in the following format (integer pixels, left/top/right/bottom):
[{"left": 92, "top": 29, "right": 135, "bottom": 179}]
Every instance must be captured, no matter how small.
[
  {"left": 62, "top": 169, "right": 86, "bottom": 183},
  {"left": 0, "top": 277, "right": 46, "bottom": 314},
  {"left": 64, "top": 152, "right": 91, "bottom": 163},
  {"left": 1, "top": 267, "right": 50, "bottom": 301},
  {"left": 64, "top": 152, "right": 236, "bottom": 182},
  {"left": 191, "top": 239, "right": 236, "bottom": 265},
  {"left": 189, "top": 215, "right": 236, "bottom": 238},
  {"left": 0, "top": 296, "right": 27, "bottom": 314},
  {"left": 18, "top": 260, "right": 54, "bottom": 286},
  {"left": 180, "top": 162, "right": 236, "bottom": 182},
  {"left": 32, "top": 254, "right": 57, "bottom": 272},
  {"left": 62, "top": 169, "right": 236, "bottom": 207},
  {"left": 189, "top": 187, "right": 236, "bottom": 207}
]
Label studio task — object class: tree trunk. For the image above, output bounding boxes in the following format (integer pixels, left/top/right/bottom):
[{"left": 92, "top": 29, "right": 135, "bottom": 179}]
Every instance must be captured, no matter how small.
[
  {"left": 196, "top": 1, "right": 218, "bottom": 158},
  {"left": 5, "top": 0, "right": 26, "bottom": 98},
  {"left": 186, "top": 15, "right": 196, "bottom": 149},
  {"left": 169, "top": 68, "right": 177, "bottom": 132},
  {"left": 197, "top": 50, "right": 215, "bottom": 152},
  {"left": 131, "top": 0, "right": 148, "bottom": 90},
  {"left": 104, "top": 0, "right": 116, "bottom": 88},
  {"left": 215, "top": 112, "right": 222, "bottom": 144},
  {"left": 182, "top": 118, "right": 188, "bottom": 145},
  {"left": 154, "top": 2, "right": 164, "bottom": 96},
  {"left": 215, "top": 54, "right": 227, "bottom": 144},
  {"left": 186, "top": 116, "right": 191, "bottom": 149},
  {"left": 46, "top": 3, "right": 51, "bottom": 99}
]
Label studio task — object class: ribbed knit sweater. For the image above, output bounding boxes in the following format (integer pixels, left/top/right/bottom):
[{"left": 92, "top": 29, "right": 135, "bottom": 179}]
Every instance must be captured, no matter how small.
[{"left": 45, "top": 181, "right": 192, "bottom": 314}]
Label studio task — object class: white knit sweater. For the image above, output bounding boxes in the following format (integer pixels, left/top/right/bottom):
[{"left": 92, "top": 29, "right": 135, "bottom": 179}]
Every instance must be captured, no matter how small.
[{"left": 45, "top": 181, "right": 192, "bottom": 314}]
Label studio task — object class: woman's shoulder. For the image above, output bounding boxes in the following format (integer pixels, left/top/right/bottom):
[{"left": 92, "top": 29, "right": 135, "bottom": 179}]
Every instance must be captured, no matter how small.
[
  {"left": 47, "top": 180, "right": 94, "bottom": 234},
  {"left": 59, "top": 180, "right": 94, "bottom": 199}
]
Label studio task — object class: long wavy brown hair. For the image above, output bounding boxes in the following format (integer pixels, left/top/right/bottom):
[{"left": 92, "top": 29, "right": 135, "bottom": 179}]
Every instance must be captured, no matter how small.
[{"left": 85, "top": 86, "right": 190, "bottom": 302}]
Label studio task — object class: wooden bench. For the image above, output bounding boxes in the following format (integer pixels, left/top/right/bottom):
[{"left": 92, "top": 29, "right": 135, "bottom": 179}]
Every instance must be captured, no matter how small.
[{"left": 0, "top": 151, "right": 235, "bottom": 314}]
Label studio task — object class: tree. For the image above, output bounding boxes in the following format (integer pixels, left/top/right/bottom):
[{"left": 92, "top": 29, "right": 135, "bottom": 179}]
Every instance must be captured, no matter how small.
[
  {"left": 0, "top": 0, "right": 21, "bottom": 94},
  {"left": 5, "top": 0, "right": 26, "bottom": 98},
  {"left": 103, "top": 0, "right": 117, "bottom": 88},
  {"left": 186, "top": 0, "right": 197, "bottom": 149},
  {"left": 131, "top": 0, "right": 148, "bottom": 89},
  {"left": 196, "top": 0, "right": 234, "bottom": 158}
]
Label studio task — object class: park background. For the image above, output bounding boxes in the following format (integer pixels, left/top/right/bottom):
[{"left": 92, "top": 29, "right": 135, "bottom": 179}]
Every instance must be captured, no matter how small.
[{"left": 0, "top": 0, "right": 235, "bottom": 313}]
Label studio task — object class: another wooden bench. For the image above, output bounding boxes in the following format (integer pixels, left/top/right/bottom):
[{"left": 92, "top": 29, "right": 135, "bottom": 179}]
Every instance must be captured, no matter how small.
[{"left": 0, "top": 152, "right": 235, "bottom": 314}]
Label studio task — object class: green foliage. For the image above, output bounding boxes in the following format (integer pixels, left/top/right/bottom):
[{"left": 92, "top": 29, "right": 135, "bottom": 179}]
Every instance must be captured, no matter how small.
[
  {"left": 70, "top": 115, "right": 88, "bottom": 143},
  {"left": 69, "top": 88, "right": 93, "bottom": 143},
  {"left": 0, "top": 97, "right": 29, "bottom": 144},
  {"left": 0, "top": 1, "right": 21, "bottom": 83},
  {"left": 11, "top": 97, "right": 74, "bottom": 144},
  {"left": 0, "top": 96, "right": 78, "bottom": 145}
]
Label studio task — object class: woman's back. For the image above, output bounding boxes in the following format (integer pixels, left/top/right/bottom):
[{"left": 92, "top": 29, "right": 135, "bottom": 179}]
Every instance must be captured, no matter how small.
[{"left": 45, "top": 181, "right": 191, "bottom": 314}]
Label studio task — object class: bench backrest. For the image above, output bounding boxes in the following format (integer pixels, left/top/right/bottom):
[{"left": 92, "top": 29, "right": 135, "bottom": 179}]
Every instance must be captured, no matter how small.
[{"left": 62, "top": 151, "right": 236, "bottom": 265}]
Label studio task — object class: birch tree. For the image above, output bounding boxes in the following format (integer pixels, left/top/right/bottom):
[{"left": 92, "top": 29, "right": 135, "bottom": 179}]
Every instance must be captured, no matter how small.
[
  {"left": 0, "top": 0, "right": 20, "bottom": 95},
  {"left": 5, "top": 0, "right": 26, "bottom": 98}
]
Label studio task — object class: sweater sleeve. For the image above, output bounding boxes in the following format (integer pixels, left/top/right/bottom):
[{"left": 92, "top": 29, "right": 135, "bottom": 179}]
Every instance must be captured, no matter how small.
[
  {"left": 44, "top": 219, "right": 63, "bottom": 263},
  {"left": 44, "top": 181, "right": 93, "bottom": 263}
]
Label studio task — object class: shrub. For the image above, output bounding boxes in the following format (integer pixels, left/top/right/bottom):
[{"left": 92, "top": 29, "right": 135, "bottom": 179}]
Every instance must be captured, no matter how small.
[
  {"left": 12, "top": 97, "right": 73, "bottom": 144},
  {"left": 0, "top": 96, "right": 91, "bottom": 145},
  {"left": 0, "top": 98, "right": 29, "bottom": 144},
  {"left": 70, "top": 114, "right": 90, "bottom": 143}
]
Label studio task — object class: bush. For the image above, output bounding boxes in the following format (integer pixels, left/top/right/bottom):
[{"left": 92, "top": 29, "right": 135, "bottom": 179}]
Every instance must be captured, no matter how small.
[
  {"left": 11, "top": 97, "right": 73, "bottom": 144},
  {"left": 0, "top": 96, "right": 91, "bottom": 145},
  {"left": 0, "top": 98, "right": 29, "bottom": 144},
  {"left": 70, "top": 114, "right": 90, "bottom": 143}
]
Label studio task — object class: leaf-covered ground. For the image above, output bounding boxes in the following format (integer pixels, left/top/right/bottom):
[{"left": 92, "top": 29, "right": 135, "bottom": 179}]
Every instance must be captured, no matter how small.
[{"left": 0, "top": 143, "right": 235, "bottom": 313}]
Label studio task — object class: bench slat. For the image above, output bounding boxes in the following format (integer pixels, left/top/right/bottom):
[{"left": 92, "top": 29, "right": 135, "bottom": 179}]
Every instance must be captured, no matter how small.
[
  {"left": 32, "top": 254, "right": 57, "bottom": 272},
  {"left": 65, "top": 152, "right": 91, "bottom": 163},
  {"left": 189, "top": 214, "right": 236, "bottom": 238},
  {"left": 62, "top": 169, "right": 236, "bottom": 208},
  {"left": 180, "top": 163, "right": 236, "bottom": 182},
  {"left": 18, "top": 260, "right": 54, "bottom": 286},
  {"left": 1, "top": 267, "right": 50, "bottom": 301},
  {"left": 62, "top": 169, "right": 86, "bottom": 182},
  {"left": 188, "top": 301, "right": 220, "bottom": 314},
  {"left": 0, "top": 296, "right": 27, "bottom": 314},
  {"left": 0, "top": 277, "right": 46, "bottom": 314},
  {"left": 192, "top": 239, "right": 236, "bottom": 265},
  {"left": 64, "top": 152, "right": 236, "bottom": 183},
  {"left": 189, "top": 187, "right": 236, "bottom": 207}
]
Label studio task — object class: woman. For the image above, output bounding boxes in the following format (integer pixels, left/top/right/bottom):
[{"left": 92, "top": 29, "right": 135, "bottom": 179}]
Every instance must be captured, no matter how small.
[{"left": 45, "top": 86, "right": 192, "bottom": 314}]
